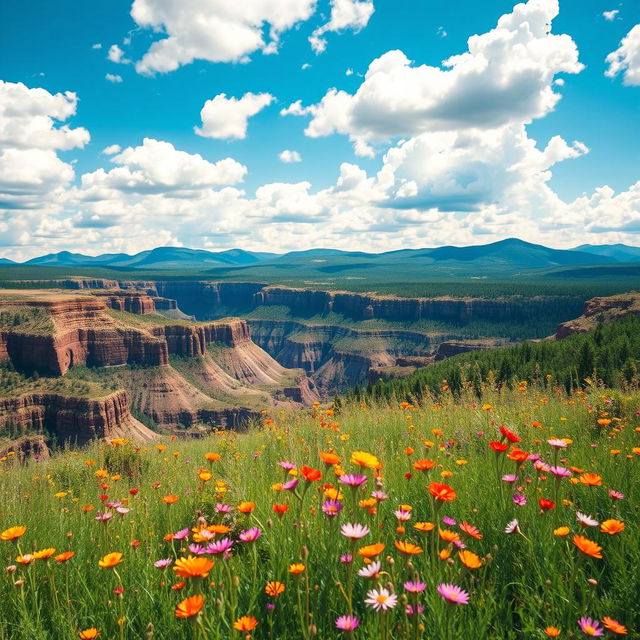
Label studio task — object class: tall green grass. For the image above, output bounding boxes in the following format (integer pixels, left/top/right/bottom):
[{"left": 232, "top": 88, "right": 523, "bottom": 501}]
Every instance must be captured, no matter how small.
[{"left": 0, "top": 387, "right": 638, "bottom": 639}]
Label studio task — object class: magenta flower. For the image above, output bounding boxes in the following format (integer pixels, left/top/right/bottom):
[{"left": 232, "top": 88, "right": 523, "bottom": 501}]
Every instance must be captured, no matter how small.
[
  {"left": 172, "top": 528, "right": 190, "bottom": 541},
  {"left": 188, "top": 544, "right": 206, "bottom": 555},
  {"left": 371, "top": 490, "right": 388, "bottom": 501},
  {"left": 404, "top": 581, "right": 426, "bottom": 593},
  {"left": 322, "top": 500, "right": 343, "bottom": 517},
  {"left": 442, "top": 516, "right": 457, "bottom": 526},
  {"left": 549, "top": 466, "right": 572, "bottom": 478},
  {"left": 239, "top": 527, "right": 261, "bottom": 543},
  {"left": 206, "top": 538, "right": 234, "bottom": 555},
  {"left": 437, "top": 583, "right": 469, "bottom": 605},
  {"left": 513, "top": 493, "right": 527, "bottom": 506},
  {"left": 116, "top": 507, "right": 130, "bottom": 515},
  {"left": 278, "top": 461, "right": 296, "bottom": 471},
  {"left": 406, "top": 604, "right": 425, "bottom": 616},
  {"left": 336, "top": 615, "right": 359, "bottom": 631},
  {"left": 394, "top": 509, "right": 411, "bottom": 522},
  {"left": 340, "top": 554, "right": 353, "bottom": 564},
  {"left": 154, "top": 558, "right": 172, "bottom": 569},
  {"left": 215, "top": 503, "right": 232, "bottom": 513},
  {"left": 94, "top": 512, "right": 112, "bottom": 522},
  {"left": 502, "top": 474, "right": 518, "bottom": 483},
  {"left": 577, "top": 617, "right": 604, "bottom": 636},
  {"left": 339, "top": 474, "right": 367, "bottom": 487},
  {"left": 609, "top": 489, "right": 624, "bottom": 500},
  {"left": 282, "top": 478, "right": 299, "bottom": 491}
]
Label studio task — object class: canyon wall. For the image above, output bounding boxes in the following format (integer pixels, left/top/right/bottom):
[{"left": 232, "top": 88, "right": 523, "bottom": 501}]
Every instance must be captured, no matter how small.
[{"left": 0, "top": 389, "right": 154, "bottom": 445}]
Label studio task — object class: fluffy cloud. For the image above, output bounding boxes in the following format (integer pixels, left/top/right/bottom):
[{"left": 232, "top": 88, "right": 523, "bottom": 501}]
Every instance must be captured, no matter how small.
[
  {"left": 80, "top": 138, "right": 247, "bottom": 194},
  {"left": 606, "top": 24, "right": 640, "bottom": 85},
  {"left": 285, "top": 0, "right": 582, "bottom": 155},
  {"left": 278, "top": 149, "right": 302, "bottom": 163},
  {"left": 130, "top": 0, "right": 317, "bottom": 74},
  {"left": 108, "top": 44, "right": 127, "bottom": 63},
  {"left": 105, "top": 74, "right": 123, "bottom": 83},
  {"left": 195, "top": 93, "right": 274, "bottom": 139},
  {"left": 0, "top": 81, "right": 87, "bottom": 216},
  {"left": 0, "top": 81, "right": 89, "bottom": 151},
  {"left": 309, "top": 0, "right": 374, "bottom": 53},
  {"left": 602, "top": 9, "right": 619, "bottom": 21}
]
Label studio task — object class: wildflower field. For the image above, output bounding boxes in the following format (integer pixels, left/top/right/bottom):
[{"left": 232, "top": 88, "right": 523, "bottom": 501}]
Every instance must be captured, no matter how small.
[{"left": 0, "top": 387, "right": 638, "bottom": 639}]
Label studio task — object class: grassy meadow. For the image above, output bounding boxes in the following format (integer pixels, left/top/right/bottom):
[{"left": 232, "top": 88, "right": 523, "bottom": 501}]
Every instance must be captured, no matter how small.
[{"left": 0, "top": 386, "right": 638, "bottom": 639}]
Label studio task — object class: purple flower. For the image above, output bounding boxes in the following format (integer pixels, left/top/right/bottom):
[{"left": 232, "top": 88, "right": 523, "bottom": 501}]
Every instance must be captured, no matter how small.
[
  {"left": 172, "top": 528, "right": 190, "bottom": 541},
  {"left": 239, "top": 527, "right": 261, "bottom": 543},
  {"left": 188, "top": 544, "right": 206, "bottom": 555},
  {"left": 577, "top": 617, "right": 604, "bottom": 636},
  {"left": 371, "top": 490, "right": 388, "bottom": 501},
  {"left": 278, "top": 461, "right": 296, "bottom": 471},
  {"left": 95, "top": 511, "right": 112, "bottom": 522},
  {"left": 513, "top": 493, "right": 527, "bottom": 506},
  {"left": 404, "top": 581, "right": 426, "bottom": 593},
  {"left": 442, "top": 516, "right": 456, "bottom": 526},
  {"left": 406, "top": 604, "right": 425, "bottom": 616},
  {"left": 322, "top": 500, "right": 343, "bottom": 517},
  {"left": 339, "top": 474, "right": 367, "bottom": 487},
  {"left": 335, "top": 615, "right": 359, "bottom": 631},
  {"left": 549, "top": 466, "right": 572, "bottom": 478},
  {"left": 437, "top": 583, "right": 469, "bottom": 605},
  {"left": 215, "top": 503, "right": 232, "bottom": 513},
  {"left": 154, "top": 558, "right": 173, "bottom": 569},
  {"left": 282, "top": 478, "right": 299, "bottom": 491},
  {"left": 206, "top": 538, "right": 234, "bottom": 555},
  {"left": 340, "top": 554, "right": 353, "bottom": 564},
  {"left": 502, "top": 474, "right": 518, "bottom": 483}
]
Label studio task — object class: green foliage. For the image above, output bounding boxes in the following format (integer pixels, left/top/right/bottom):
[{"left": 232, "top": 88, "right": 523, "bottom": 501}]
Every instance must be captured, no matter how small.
[
  {"left": 360, "top": 316, "right": 640, "bottom": 403},
  {"left": 0, "top": 306, "right": 54, "bottom": 334}
]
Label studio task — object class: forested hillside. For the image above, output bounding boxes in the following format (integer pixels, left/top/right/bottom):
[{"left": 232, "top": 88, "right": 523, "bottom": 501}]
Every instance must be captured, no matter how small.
[{"left": 358, "top": 316, "right": 640, "bottom": 401}]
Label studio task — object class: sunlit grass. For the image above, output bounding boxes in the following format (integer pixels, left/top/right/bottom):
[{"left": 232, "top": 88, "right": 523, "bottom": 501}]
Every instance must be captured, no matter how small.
[{"left": 0, "top": 387, "right": 638, "bottom": 639}]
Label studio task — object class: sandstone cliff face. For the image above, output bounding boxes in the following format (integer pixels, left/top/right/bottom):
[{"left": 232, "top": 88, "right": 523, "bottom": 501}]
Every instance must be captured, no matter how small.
[
  {"left": 556, "top": 293, "right": 640, "bottom": 339},
  {"left": 0, "top": 390, "right": 154, "bottom": 445}
]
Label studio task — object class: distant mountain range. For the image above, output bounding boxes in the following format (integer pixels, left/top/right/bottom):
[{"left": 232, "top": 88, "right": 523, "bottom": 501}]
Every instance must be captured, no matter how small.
[{"left": 1, "top": 239, "right": 639, "bottom": 276}]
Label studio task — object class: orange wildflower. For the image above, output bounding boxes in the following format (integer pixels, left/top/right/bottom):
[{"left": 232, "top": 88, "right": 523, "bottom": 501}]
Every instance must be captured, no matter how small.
[
  {"left": 573, "top": 535, "right": 603, "bottom": 559},
  {"left": 234, "top": 616, "right": 258, "bottom": 632},
  {"left": 320, "top": 451, "right": 340, "bottom": 465},
  {"left": 237, "top": 502, "right": 256, "bottom": 514},
  {"left": 428, "top": 482, "right": 456, "bottom": 502},
  {"left": 413, "top": 459, "right": 436, "bottom": 472},
  {"left": 600, "top": 519, "right": 624, "bottom": 535},
  {"left": 273, "top": 504, "right": 290, "bottom": 515},
  {"left": 544, "top": 627, "right": 561, "bottom": 637},
  {"left": 16, "top": 554, "right": 35, "bottom": 565},
  {"left": 98, "top": 552, "right": 123, "bottom": 568},
  {"left": 54, "top": 551, "right": 75, "bottom": 563},
  {"left": 553, "top": 527, "right": 571, "bottom": 537},
  {"left": 79, "top": 629, "right": 99, "bottom": 639},
  {"left": 175, "top": 594, "right": 204, "bottom": 618},
  {"left": 162, "top": 494, "right": 179, "bottom": 505},
  {"left": 265, "top": 581, "right": 285, "bottom": 597},
  {"left": 301, "top": 466, "right": 322, "bottom": 482},
  {"left": 174, "top": 556, "right": 215, "bottom": 579},
  {"left": 439, "top": 529, "right": 460, "bottom": 543},
  {"left": 394, "top": 540, "right": 423, "bottom": 555},
  {"left": 350, "top": 451, "right": 381, "bottom": 469},
  {"left": 289, "top": 563, "right": 305, "bottom": 574},
  {"left": 414, "top": 522, "right": 436, "bottom": 533},
  {"left": 33, "top": 548, "right": 56, "bottom": 560},
  {"left": 458, "top": 550, "right": 482, "bottom": 569},
  {"left": 204, "top": 452, "right": 221, "bottom": 462},
  {"left": 358, "top": 542, "right": 385, "bottom": 558},
  {"left": 459, "top": 522, "right": 483, "bottom": 539},
  {"left": 602, "top": 617, "right": 627, "bottom": 635},
  {"left": 579, "top": 473, "right": 602, "bottom": 487},
  {"left": 0, "top": 526, "right": 26, "bottom": 541}
]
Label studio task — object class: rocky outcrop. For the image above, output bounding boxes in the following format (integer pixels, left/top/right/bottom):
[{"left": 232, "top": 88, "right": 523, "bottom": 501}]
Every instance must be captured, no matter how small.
[
  {"left": 0, "top": 390, "right": 154, "bottom": 444},
  {"left": 0, "top": 435, "right": 50, "bottom": 462},
  {"left": 556, "top": 293, "right": 640, "bottom": 339}
]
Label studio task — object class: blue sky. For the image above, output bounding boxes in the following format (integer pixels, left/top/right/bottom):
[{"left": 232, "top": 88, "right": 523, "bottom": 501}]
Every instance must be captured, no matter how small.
[{"left": 0, "top": 0, "right": 639, "bottom": 258}]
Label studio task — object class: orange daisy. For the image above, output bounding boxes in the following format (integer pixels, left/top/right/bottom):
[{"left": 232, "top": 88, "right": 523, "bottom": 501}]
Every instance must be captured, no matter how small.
[
  {"left": 394, "top": 540, "right": 423, "bottom": 555},
  {"left": 265, "top": 581, "right": 285, "bottom": 597},
  {"left": 175, "top": 594, "right": 204, "bottom": 618},
  {"left": 234, "top": 616, "right": 258, "bottom": 632},
  {"left": 173, "top": 556, "right": 215, "bottom": 579},
  {"left": 573, "top": 535, "right": 602, "bottom": 559}
]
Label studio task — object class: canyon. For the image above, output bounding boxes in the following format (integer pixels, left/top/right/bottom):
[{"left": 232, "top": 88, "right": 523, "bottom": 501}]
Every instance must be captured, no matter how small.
[{"left": 0, "top": 277, "right": 603, "bottom": 448}]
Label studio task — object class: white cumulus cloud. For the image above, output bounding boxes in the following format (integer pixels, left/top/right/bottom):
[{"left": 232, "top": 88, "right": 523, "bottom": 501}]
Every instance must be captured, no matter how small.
[
  {"left": 606, "top": 24, "right": 640, "bottom": 85},
  {"left": 286, "top": 0, "right": 583, "bottom": 156},
  {"left": 80, "top": 138, "right": 247, "bottom": 194},
  {"left": 278, "top": 150, "right": 302, "bottom": 163},
  {"left": 108, "top": 44, "right": 127, "bottom": 63},
  {"left": 309, "top": 0, "right": 374, "bottom": 53},
  {"left": 105, "top": 73, "right": 123, "bottom": 83},
  {"left": 195, "top": 92, "right": 274, "bottom": 140},
  {"left": 130, "top": 0, "right": 317, "bottom": 74},
  {"left": 602, "top": 9, "right": 619, "bottom": 21}
]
